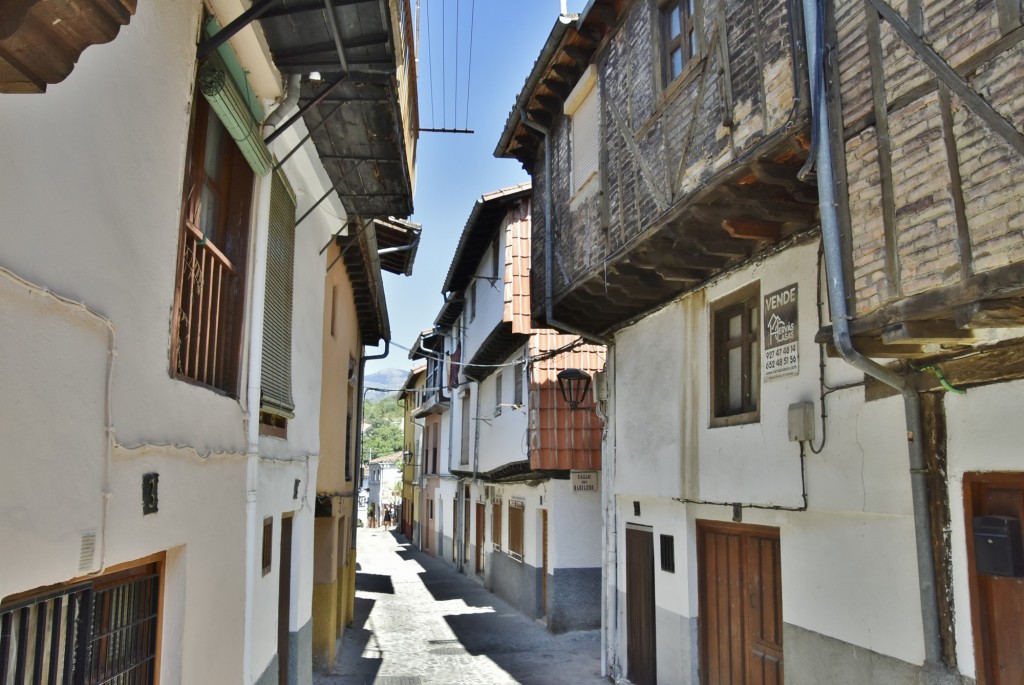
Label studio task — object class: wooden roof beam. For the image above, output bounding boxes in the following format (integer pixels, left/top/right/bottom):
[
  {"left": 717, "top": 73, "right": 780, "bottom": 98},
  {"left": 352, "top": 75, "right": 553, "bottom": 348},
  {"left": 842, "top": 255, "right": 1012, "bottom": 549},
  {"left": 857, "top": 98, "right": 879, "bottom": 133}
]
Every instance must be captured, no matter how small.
[
  {"left": 882, "top": 321, "right": 981, "bottom": 345},
  {"left": 954, "top": 299, "right": 1024, "bottom": 329},
  {"left": 720, "top": 220, "right": 782, "bottom": 241}
]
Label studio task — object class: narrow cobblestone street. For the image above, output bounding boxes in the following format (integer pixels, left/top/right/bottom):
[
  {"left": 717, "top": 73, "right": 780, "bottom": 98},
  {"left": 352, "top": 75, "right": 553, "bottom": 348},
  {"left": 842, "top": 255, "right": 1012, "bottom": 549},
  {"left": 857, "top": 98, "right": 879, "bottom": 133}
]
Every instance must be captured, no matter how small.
[{"left": 314, "top": 527, "right": 608, "bottom": 685}]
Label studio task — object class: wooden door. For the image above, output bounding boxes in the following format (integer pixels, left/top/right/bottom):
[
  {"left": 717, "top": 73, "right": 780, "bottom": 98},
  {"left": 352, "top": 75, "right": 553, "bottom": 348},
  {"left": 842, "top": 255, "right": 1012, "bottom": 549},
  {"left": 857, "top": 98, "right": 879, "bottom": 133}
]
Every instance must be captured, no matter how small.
[
  {"left": 278, "top": 516, "right": 293, "bottom": 685},
  {"left": 626, "top": 525, "right": 657, "bottom": 685},
  {"left": 964, "top": 472, "right": 1024, "bottom": 685},
  {"left": 541, "top": 510, "right": 549, "bottom": 617},
  {"left": 476, "top": 502, "right": 485, "bottom": 574},
  {"left": 698, "top": 521, "right": 782, "bottom": 685}
]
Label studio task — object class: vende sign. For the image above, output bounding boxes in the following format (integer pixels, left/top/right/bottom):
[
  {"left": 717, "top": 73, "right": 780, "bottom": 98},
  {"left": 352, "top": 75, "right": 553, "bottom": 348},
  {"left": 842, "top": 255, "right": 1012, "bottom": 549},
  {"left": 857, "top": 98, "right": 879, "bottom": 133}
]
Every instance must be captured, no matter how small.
[
  {"left": 763, "top": 284, "right": 799, "bottom": 379},
  {"left": 571, "top": 471, "right": 598, "bottom": 493}
]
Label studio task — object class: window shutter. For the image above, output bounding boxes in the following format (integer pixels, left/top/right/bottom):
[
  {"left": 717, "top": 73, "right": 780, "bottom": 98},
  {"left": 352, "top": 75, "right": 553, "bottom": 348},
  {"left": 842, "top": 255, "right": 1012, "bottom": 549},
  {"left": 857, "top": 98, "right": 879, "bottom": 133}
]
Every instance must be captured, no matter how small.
[
  {"left": 571, "top": 86, "right": 600, "bottom": 192},
  {"left": 261, "top": 171, "right": 296, "bottom": 417},
  {"left": 198, "top": 58, "right": 273, "bottom": 177}
]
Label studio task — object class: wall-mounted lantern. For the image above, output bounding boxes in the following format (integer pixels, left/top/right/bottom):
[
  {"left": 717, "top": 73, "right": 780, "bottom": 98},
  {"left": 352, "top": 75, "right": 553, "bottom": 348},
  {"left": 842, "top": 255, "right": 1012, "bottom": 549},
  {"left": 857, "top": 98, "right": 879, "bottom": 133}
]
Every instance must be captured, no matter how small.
[{"left": 557, "top": 368, "right": 592, "bottom": 410}]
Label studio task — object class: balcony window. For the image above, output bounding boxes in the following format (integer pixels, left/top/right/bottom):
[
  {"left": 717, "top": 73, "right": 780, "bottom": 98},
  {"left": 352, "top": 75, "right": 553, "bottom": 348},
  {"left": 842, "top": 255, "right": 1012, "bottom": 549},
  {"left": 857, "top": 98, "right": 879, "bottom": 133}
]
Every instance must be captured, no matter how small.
[{"left": 662, "top": 0, "right": 698, "bottom": 83}]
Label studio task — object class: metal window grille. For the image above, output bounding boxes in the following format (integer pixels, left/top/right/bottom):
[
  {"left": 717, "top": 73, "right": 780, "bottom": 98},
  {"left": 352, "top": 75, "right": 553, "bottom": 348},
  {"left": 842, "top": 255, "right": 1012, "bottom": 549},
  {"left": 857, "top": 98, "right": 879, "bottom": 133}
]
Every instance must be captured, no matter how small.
[
  {"left": 0, "top": 565, "right": 160, "bottom": 685},
  {"left": 661, "top": 534, "right": 676, "bottom": 573}
]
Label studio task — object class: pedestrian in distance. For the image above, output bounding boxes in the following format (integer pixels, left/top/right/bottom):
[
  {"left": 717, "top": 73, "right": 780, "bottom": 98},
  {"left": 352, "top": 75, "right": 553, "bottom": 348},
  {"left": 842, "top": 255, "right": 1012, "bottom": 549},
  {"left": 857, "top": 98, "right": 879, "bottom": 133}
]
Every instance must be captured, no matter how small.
[{"left": 383, "top": 505, "right": 392, "bottom": 530}]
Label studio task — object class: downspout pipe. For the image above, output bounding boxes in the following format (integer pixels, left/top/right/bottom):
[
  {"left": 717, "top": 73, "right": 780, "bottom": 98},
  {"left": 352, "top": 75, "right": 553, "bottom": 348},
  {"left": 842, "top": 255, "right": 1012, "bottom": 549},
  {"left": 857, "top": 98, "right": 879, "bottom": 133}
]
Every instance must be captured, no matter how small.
[
  {"left": 356, "top": 340, "right": 391, "bottom": 545},
  {"left": 803, "top": 0, "right": 944, "bottom": 674},
  {"left": 265, "top": 74, "right": 302, "bottom": 128},
  {"left": 518, "top": 106, "right": 617, "bottom": 675}
]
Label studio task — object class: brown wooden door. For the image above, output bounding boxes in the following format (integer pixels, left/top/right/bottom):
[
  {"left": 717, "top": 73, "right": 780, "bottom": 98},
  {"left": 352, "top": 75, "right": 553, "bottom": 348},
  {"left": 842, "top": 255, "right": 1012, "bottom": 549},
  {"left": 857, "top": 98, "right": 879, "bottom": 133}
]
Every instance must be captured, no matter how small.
[
  {"left": 964, "top": 472, "right": 1024, "bottom": 685},
  {"left": 476, "top": 502, "right": 485, "bottom": 574},
  {"left": 626, "top": 525, "right": 657, "bottom": 685},
  {"left": 698, "top": 521, "right": 782, "bottom": 685},
  {"left": 278, "top": 516, "right": 293, "bottom": 685},
  {"left": 542, "top": 510, "right": 549, "bottom": 617}
]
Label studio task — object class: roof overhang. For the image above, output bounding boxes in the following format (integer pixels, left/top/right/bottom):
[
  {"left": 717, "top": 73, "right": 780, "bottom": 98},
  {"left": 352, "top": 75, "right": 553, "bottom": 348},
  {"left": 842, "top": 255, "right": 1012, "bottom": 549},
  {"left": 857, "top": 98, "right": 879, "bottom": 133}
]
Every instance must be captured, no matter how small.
[
  {"left": 374, "top": 217, "right": 421, "bottom": 276},
  {"left": 0, "top": 0, "right": 138, "bottom": 93},
  {"left": 434, "top": 294, "right": 465, "bottom": 329},
  {"left": 336, "top": 222, "right": 389, "bottom": 346},
  {"left": 452, "top": 460, "right": 570, "bottom": 483},
  {"left": 408, "top": 328, "right": 444, "bottom": 361},
  {"left": 442, "top": 183, "right": 532, "bottom": 295},
  {"left": 464, "top": 322, "right": 530, "bottom": 381}
]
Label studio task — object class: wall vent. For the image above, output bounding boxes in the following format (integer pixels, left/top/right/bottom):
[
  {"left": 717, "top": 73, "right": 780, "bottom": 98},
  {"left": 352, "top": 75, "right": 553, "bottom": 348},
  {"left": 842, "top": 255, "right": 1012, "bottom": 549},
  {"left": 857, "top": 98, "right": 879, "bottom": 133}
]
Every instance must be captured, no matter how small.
[{"left": 79, "top": 529, "right": 97, "bottom": 572}]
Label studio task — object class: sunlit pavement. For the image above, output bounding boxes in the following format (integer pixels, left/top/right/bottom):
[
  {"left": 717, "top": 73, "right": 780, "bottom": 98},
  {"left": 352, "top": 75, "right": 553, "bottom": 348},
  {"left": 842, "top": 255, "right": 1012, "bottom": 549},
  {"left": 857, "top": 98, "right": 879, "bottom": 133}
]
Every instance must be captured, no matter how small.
[{"left": 313, "top": 526, "right": 608, "bottom": 685}]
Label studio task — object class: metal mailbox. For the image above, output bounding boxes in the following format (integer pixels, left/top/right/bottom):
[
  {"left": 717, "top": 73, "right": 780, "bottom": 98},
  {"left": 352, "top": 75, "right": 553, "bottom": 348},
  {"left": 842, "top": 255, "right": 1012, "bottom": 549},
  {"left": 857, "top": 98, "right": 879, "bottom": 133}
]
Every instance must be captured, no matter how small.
[{"left": 973, "top": 515, "right": 1024, "bottom": 577}]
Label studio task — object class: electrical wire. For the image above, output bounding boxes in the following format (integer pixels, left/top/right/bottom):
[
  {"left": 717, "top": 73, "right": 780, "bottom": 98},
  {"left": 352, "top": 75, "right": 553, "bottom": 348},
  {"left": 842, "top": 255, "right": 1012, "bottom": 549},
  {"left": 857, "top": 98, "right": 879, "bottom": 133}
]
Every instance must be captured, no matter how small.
[
  {"left": 423, "top": 0, "right": 436, "bottom": 128},
  {"left": 389, "top": 336, "right": 592, "bottom": 370},
  {"left": 464, "top": 0, "right": 475, "bottom": 129},
  {"left": 441, "top": 0, "right": 447, "bottom": 128},
  {"left": 454, "top": 0, "right": 460, "bottom": 130}
]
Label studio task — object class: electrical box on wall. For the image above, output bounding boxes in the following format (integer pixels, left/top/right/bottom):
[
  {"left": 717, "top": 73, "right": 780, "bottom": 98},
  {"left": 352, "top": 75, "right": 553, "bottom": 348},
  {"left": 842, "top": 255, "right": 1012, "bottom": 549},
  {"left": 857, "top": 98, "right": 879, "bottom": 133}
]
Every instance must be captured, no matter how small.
[
  {"left": 787, "top": 402, "right": 815, "bottom": 442},
  {"left": 973, "top": 515, "right": 1024, "bottom": 577}
]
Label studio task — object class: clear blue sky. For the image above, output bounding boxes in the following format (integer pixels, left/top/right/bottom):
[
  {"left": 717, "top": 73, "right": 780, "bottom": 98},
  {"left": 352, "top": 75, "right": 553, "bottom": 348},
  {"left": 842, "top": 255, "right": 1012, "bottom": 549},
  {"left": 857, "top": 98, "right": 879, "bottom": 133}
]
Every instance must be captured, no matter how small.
[{"left": 365, "top": 1, "right": 585, "bottom": 378}]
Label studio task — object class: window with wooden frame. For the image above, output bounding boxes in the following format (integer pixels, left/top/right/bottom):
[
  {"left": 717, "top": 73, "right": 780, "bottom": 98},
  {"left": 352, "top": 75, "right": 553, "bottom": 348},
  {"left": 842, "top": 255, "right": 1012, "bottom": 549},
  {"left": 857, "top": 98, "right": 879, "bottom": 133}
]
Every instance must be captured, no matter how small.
[
  {"left": 508, "top": 499, "right": 525, "bottom": 562},
  {"left": 711, "top": 283, "right": 760, "bottom": 426},
  {"left": 262, "top": 517, "right": 273, "bottom": 576},
  {"left": 172, "top": 93, "right": 254, "bottom": 395},
  {"left": 565, "top": 64, "right": 600, "bottom": 196},
  {"left": 492, "top": 497, "right": 503, "bottom": 550},
  {"left": 661, "top": 0, "right": 698, "bottom": 83}
]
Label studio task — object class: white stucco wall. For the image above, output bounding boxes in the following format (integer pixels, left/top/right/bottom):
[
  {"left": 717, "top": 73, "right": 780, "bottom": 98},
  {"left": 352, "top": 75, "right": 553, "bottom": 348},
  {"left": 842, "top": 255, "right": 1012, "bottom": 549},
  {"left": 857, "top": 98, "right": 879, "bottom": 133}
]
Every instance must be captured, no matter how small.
[
  {"left": 609, "top": 240, "right": 928, "bottom": 669},
  {"left": 547, "top": 479, "right": 602, "bottom": 569},
  {"left": 0, "top": 1, "right": 334, "bottom": 681},
  {"left": 476, "top": 346, "right": 531, "bottom": 474},
  {"left": 944, "top": 378, "right": 1024, "bottom": 679},
  {"left": 464, "top": 239, "right": 506, "bottom": 358}
]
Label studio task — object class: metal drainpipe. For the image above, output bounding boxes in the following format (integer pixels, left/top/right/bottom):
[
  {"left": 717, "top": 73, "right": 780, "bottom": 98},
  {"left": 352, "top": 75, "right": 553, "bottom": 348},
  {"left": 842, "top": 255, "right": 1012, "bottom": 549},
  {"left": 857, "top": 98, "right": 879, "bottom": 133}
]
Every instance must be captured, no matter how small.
[
  {"left": 596, "top": 346, "right": 618, "bottom": 678},
  {"left": 518, "top": 109, "right": 611, "bottom": 347},
  {"left": 519, "top": 106, "right": 620, "bottom": 675},
  {"left": 803, "top": 0, "right": 944, "bottom": 674},
  {"left": 265, "top": 74, "right": 301, "bottom": 128}
]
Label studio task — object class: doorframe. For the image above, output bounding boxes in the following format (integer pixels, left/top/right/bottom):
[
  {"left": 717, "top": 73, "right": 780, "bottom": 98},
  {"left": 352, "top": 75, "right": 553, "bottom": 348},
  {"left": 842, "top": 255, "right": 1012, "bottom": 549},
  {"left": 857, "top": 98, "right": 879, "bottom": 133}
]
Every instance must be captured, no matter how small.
[
  {"left": 278, "top": 514, "right": 294, "bottom": 685},
  {"left": 541, "top": 509, "right": 549, "bottom": 617},
  {"left": 963, "top": 471, "right": 1024, "bottom": 685},
  {"left": 625, "top": 523, "right": 657, "bottom": 685},
  {"left": 696, "top": 519, "right": 782, "bottom": 685}
]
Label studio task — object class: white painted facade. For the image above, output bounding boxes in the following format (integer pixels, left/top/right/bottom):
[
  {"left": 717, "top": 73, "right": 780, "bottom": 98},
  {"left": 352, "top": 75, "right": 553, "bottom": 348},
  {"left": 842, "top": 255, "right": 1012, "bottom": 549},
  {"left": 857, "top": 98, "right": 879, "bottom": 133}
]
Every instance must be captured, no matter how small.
[
  {"left": 367, "top": 456, "right": 402, "bottom": 512},
  {"left": 604, "top": 239, "right": 937, "bottom": 683},
  {"left": 0, "top": 2, "right": 364, "bottom": 682},
  {"left": 944, "top": 380, "right": 1024, "bottom": 681}
]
